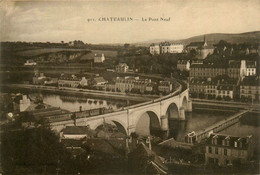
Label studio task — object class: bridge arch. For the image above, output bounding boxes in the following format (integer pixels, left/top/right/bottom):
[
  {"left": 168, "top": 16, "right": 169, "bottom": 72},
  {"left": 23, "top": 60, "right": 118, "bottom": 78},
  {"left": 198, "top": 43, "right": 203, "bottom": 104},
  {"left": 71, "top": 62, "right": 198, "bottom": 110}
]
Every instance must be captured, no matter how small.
[
  {"left": 166, "top": 103, "right": 179, "bottom": 119},
  {"left": 91, "top": 119, "right": 127, "bottom": 135},
  {"left": 182, "top": 96, "right": 188, "bottom": 110},
  {"left": 135, "top": 111, "right": 161, "bottom": 136}
]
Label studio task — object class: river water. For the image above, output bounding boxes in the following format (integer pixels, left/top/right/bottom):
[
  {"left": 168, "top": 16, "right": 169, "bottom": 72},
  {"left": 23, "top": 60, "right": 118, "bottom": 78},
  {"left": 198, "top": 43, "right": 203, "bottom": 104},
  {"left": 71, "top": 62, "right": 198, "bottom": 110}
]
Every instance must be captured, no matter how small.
[{"left": 27, "top": 93, "right": 260, "bottom": 145}]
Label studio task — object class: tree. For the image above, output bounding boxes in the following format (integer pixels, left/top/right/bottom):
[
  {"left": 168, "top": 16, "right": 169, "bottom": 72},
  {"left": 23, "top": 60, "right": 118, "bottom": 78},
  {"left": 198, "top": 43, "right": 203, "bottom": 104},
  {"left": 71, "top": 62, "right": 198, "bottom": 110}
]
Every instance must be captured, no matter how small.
[
  {"left": 124, "top": 43, "right": 130, "bottom": 49},
  {"left": 1, "top": 127, "right": 73, "bottom": 174}
]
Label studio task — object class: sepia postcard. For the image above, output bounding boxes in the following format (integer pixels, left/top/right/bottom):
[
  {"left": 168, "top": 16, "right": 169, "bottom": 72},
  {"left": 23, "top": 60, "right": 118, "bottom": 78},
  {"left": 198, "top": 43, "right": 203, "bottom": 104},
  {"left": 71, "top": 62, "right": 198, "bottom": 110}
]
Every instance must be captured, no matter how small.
[{"left": 0, "top": 0, "right": 260, "bottom": 174}]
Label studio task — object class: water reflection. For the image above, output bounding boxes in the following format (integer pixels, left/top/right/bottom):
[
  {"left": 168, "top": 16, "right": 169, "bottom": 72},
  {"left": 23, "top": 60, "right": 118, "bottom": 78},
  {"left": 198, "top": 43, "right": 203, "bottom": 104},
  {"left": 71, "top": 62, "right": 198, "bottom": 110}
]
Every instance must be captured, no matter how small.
[{"left": 31, "top": 93, "right": 129, "bottom": 112}]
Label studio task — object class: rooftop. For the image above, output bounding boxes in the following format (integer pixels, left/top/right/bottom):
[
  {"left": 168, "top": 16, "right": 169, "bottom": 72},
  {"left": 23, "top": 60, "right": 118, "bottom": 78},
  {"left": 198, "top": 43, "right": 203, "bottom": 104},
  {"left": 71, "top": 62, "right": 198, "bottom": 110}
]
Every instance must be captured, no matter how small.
[
  {"left": 62, "top": 126, "right": 96, "bottom": 137},
  {"left": 241, "top": 76, "right": 260, "bottom": 86},
  {"left": 206, "top": 133, "right": 252, "bottom": 150}
]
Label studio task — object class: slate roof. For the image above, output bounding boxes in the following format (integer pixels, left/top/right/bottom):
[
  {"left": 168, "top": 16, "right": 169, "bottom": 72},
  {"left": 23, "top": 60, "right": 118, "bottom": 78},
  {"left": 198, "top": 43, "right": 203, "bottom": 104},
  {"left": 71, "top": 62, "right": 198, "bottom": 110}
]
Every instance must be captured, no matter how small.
[
  {"left": 241, "top": 76, "right": 260, "bottom": 86},
  {"left": 206, "top": 133, "right": 252, "bottom": 150},
  {"left": 93, "top": 77, "right": 106, "bottom": 83},
  {"left": 187, "top": 42, "right": 205, "bottom": 47},
  {"left": 63, "top": 126, "right": 96, "bottom": 137}
]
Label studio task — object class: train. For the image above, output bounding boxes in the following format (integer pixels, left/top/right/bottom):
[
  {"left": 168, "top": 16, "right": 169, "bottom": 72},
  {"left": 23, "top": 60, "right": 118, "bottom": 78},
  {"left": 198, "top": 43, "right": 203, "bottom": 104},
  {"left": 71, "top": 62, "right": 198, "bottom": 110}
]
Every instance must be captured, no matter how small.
[{"left": 46, "top": 107, "right": 113, "bottom": 123}]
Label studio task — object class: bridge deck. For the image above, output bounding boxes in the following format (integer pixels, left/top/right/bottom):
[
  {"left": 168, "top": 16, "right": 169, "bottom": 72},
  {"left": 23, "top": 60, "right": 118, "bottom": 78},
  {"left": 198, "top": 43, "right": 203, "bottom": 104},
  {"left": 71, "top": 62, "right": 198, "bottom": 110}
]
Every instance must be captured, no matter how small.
[{"left": 195, "top": 110, "right": 250, "bottom": 141}]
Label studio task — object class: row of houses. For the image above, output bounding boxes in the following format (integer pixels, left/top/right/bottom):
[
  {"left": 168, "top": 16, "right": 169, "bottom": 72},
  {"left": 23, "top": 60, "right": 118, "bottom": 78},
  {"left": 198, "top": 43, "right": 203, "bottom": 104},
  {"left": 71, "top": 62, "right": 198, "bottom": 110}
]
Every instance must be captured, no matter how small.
[
  {"left": 106, "top": 76, "right": 173, "bottom": 94},
  {"left": 189, "top": 75, "right": 260, "bottom": 101},
  {"left": 188, "top": 60, "right": 257, "bottom": 79}
]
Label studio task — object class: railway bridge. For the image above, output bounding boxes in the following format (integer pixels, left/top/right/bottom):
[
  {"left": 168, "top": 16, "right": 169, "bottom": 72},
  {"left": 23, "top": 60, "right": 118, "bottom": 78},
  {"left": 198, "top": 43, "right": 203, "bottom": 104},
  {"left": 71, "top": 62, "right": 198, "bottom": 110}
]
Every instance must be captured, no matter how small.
[{"left": 50, "top": 87, "right": 192, "bottom": 137}]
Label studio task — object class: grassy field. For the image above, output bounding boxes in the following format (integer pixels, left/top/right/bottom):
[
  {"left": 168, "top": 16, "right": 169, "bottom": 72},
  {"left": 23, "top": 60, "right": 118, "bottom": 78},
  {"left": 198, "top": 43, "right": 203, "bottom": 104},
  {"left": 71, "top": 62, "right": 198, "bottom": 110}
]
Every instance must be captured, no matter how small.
[
  {"left": 14, "top": 48, "right": 118, "bottom": 60},
  {"left": 15, "top": 48, "right": 90, "bottom": 57},
  {"left": 80, "top": 50, "right": 118, "bottom": 60}
]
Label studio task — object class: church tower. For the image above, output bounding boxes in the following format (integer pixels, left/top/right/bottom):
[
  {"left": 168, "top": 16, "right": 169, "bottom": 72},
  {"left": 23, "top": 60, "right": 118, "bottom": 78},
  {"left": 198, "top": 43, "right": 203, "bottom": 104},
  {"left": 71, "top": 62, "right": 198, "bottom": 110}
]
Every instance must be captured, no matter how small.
[{"left": 203, "top": 35, "right": 207, "bottom": 47}]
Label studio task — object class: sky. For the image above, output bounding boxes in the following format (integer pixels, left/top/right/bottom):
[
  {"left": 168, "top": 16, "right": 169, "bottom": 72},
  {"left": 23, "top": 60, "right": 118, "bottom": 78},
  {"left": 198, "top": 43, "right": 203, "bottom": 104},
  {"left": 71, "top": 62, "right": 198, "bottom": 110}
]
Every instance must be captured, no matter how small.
[{"left": 1, "top": 0, "right": 260, "bottom": 44}]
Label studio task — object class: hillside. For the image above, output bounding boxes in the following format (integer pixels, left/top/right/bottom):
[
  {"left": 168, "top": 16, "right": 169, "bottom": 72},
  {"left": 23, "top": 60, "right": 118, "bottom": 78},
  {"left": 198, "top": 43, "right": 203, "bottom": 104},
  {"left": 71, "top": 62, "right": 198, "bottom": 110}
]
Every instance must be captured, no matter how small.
[{"left": 136, "top": 31, "right": 260, "bottom": 46}]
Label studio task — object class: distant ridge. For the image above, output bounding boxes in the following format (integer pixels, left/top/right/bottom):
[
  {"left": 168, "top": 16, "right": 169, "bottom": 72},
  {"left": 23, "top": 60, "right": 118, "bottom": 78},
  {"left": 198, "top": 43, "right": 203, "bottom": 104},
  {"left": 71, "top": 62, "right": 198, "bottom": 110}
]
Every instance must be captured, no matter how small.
[{"left": 135, "top": 31, "right": 260, "bottom": 46}]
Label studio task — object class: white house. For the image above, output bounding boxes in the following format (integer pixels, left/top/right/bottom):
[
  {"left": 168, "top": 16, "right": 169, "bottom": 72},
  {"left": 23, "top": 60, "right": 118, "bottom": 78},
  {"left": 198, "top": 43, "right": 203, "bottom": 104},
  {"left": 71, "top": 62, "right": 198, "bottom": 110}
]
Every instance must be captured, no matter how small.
[
  {"left": 24, "top": 60, "right": 37, "bottom": 66},
  {"left": 80, "top": 77, "right": 89, "bottom": 87},
  {"left": 177, "top": 60, "right": 191, "bottom": 71},
  {"left": 94, "top": 53, "right": 105, "bottom": 63},
  {"left": 116, "top": 63, "right": 129, "bottom": 73},
  {"left": 150, "top": 44, "right": 160, "bottom": 55},
  {"left": 246, "top": 61, "right": 257, "bottom": 76}
]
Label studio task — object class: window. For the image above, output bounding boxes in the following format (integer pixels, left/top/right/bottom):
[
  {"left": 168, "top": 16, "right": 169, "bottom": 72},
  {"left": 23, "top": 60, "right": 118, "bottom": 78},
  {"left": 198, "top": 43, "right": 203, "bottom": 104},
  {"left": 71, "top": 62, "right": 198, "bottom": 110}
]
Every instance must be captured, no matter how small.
[
  {"left": 215, "top": 147, "right": 218, "bottom": 154},
  {"left": 209, "top": 146, "right": 212, "bottom": 153},
  {"left": 224, "top": 149, "right": 227, "bottom": 156}
]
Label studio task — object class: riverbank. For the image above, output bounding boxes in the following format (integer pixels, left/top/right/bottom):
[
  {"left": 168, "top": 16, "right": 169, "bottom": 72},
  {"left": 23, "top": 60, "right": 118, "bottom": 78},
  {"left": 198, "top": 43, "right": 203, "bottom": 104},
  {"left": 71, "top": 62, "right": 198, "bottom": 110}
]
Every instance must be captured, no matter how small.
[{"left": 1, "top": 84, "right": 159, "bottom": 102}]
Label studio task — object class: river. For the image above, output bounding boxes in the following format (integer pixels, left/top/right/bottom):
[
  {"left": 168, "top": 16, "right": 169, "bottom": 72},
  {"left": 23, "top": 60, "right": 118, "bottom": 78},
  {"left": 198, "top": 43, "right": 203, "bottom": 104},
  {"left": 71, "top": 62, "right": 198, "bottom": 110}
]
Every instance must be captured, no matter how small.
[{"left": 30, "top": 93, "right": 136, "bottom": 112}]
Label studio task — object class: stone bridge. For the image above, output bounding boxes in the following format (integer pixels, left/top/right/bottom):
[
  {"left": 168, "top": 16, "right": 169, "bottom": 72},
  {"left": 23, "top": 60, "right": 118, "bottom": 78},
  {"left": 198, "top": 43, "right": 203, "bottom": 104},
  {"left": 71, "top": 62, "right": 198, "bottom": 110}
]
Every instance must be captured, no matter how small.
[{"left": 51, "top": 87, "right": 192, "bottom": 137}]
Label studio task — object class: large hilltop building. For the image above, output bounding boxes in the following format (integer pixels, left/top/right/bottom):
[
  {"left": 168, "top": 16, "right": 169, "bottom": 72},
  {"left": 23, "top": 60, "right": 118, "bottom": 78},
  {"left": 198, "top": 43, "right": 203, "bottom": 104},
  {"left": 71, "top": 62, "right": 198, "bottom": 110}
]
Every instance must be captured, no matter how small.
[{"left": 150, "top": 42, "right": 184, "bottom": 55}]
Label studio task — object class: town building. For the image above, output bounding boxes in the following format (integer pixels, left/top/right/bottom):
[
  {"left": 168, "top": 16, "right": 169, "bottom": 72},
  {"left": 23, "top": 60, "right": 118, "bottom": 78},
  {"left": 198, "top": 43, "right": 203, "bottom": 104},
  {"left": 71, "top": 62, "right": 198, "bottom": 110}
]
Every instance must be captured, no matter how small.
[
  {"left": 93, "top": 76, "right": 107, "bottom": 85},
  {"left": 205, "top": 133, "right": 254, "bottom": 166},
  {"left": 245, "top": 61, "right": 257, "bottom": 76},
  {"left": 149, "top": 42, "right": 184, "bottom": 55},
  {"left": 134, "top": 79, "right": 152, "bottom": 93},
  {"left": 227, "top": 60, "right": 246, "bottom": 79},
  {"left": 115, "top": 76, "right": 138, "bottom": 92},
  {"left": 186, "top": 36, "right": 214, "bottom": 59},
  {"left": 150, "top": 44, "right": 160, "bottom": 55},
  {"left": 205, "top": 79, "right": 218, "bottom": 99},
  {"left": 145, "top": 83, "right": 155, "bottom": 92},
  {"left": 158, "top": 81, "right": 172, "bottom": 93},
  {"left": 58, "top": 74, "right": 81, "bottom": 88},
  {"left": 177, "top": 59, "right": 191, "bottom": 71},
  {"left": 115, "top": 63, "right": 129, "bottom": 73},
  {"left": 79, "top": 77, "right": 89, "bottom": 87},
  {"left": 216, "top": 85, "right": 235, "bottom": 100},
  {"left": 189, "top": 78, "right": 208, "bottom": 98},
  {"left": 32, "top": 73, "right": 46, "bottom": 85},
  {"left": 189, "top": 76, "right": 238, "bottom": 100},
  {"left": 94, "top": 53, "right": 105, "bottom": 63},
  {"left": 240, "top": 76, "right": 260, "bottom": 102},
  {"left": 189, "top": 64, "right": 227, "bottom": 79},
  {"left": 160, "top": 42, "right": 184, "bottom": 54},
  {"left": 13, "top": 94, "right": 31, "bottom": 113},
  {"left": 105, "top": 83, "right": 116, "bottom": 91}
]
